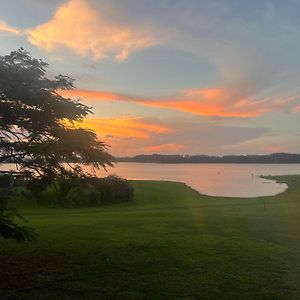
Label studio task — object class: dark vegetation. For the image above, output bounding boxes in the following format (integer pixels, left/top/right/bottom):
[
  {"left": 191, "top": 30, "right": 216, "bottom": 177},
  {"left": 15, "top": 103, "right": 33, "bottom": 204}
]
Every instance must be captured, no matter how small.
[
  {"left": 0, "top": 49, "right": 115, "bottom": 241},
  {"left": 29, "top": 174, "right": 134, "bottom": 208},
  {"left": 0, "top": 204, "right": 36, "bottom": 242},
  {"left": 118, "top": 152, "right": 300, "bottom": 164}
]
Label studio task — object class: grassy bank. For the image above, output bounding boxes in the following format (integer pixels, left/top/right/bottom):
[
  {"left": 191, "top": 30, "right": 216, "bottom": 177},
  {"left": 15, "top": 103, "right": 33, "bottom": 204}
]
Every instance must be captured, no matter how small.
[{"left": 0, "top": 176, "right": 300, "bottom": 300}]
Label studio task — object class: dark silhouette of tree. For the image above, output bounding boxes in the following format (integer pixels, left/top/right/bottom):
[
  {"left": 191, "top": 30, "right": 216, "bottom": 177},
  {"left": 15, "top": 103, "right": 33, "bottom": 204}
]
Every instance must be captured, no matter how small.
[
  {"left": 0, "top": 48, "right": 113, "bottom": 241},
  {"left": 0, "top": 48, "right": 113, "bottom": 177}
]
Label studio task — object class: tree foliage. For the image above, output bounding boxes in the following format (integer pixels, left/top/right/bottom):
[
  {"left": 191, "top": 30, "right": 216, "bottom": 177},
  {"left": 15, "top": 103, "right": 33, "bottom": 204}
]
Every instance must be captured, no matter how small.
[
  {"left": 0, "top": 48, "right": 113, "bottom": 178},
  {"left": 0, "top": 48, "right": 114, "bottom": 241},
  {"left": 0, "top": 201, "right": 37, "bottom": 242}
]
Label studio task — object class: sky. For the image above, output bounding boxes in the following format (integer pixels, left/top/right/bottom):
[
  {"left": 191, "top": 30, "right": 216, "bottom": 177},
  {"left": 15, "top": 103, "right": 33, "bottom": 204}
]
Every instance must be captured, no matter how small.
[{"left": 0, "top": 0, "right": 299, "bottom": 156}]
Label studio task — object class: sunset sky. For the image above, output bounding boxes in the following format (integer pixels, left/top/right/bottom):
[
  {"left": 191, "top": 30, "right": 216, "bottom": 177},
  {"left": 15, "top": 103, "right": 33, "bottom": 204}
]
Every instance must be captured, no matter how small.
[{"left": 1, "top": 0, "right": 300, "bottom": 156}]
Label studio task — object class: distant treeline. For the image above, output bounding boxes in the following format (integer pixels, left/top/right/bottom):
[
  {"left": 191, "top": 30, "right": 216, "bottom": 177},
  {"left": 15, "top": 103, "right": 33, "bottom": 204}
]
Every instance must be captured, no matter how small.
[{"left": 116, "top": 153, "right": 300, "bottom": 164}]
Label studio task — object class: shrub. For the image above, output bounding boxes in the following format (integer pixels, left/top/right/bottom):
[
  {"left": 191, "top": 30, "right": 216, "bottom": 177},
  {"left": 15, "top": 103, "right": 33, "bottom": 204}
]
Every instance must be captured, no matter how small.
[
  {"left": 26, "top": 176, "right": 54, "bottom": 198},
  {"left": 64, "top": 185, "right": 101, "bottom": 208},
  {"left": 99, "top": 175, "right": 134, "bottom": 204},
  {"left": 27, "top": 174, "right": 134, "bottom": 208},
  {"left": 83, "top": 175, "right": 133, "bottom": 202}
]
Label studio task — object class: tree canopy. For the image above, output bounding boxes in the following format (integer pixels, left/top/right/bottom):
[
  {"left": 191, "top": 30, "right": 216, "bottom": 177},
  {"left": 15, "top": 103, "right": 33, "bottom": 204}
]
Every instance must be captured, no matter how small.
[
  {"left": 0, "top": 48, "right": 114, "bottom": 241},
  {"left": 0, "top": 48, "right": 113, "bottom": 179}
]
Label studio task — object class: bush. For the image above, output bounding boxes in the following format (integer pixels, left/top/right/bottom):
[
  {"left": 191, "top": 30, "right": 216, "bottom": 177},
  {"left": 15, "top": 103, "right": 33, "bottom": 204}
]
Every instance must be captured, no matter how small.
[
  {"left": 27, "top": 174, "right": 134, "bottom": 208},
  {"left": 99, "top": 175, "right": 134, "bottom": 204},
  {"left": 26, "top": 176, "right": 54, "bottom": 198},
  {"left": 64, "top": 185, "right": 101, "bottom": 208}
]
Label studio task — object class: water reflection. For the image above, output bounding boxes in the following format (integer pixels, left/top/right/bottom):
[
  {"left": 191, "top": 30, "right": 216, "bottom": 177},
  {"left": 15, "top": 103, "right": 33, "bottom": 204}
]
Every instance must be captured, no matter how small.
[{"left": 87, "top": 163, "right": 300, "bottom": 198}]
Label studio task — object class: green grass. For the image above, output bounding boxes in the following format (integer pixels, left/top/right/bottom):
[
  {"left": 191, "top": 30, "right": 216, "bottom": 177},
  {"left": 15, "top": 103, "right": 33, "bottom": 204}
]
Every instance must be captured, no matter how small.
[{"left": 0, "top": 176, "right": 300, "bottom": 300}]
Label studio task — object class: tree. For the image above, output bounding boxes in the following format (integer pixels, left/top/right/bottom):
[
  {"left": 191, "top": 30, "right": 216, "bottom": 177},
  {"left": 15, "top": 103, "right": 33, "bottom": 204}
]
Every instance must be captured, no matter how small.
[
  {"left": 0, "top": 48, "right": 114, "bottom": 241},
  {"left": 0, "top": 48, "right": 113, "bottom": 177}
]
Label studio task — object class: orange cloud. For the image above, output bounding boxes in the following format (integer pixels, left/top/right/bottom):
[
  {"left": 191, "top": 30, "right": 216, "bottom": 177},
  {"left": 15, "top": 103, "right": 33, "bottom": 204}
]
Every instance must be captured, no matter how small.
[
  {"left": 143, "top": 143, "right": 186, "bottom": 153},
  {"left": 60, "top": 86, "right": 292, "bottom": 118},
  {"left": 61, "top": 116, "right": 272, "bottom": 156},
  {"left": 79, "top": 117, "right": 172, "bottom": 140},
  {"left": 142, "top": 97, "right": 287, "bottom": 117},
  {"left": 26, "top": 0, "right": 158, "bottom": 61},
  {"left": 141, "top": 99, "right": 250, "bottom": 117},
  {"left": 160, "top": 87, "right": 289, "bottom": 117},
  {"left": 0, "top": 20, "right": 21, "bottom": 35}
]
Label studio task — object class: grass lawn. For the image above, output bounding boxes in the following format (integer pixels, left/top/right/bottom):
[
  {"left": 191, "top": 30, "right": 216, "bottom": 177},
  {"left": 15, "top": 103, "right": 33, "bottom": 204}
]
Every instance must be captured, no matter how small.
[{"left": 0, "top": 176, "right": 300, "bottom": 300}]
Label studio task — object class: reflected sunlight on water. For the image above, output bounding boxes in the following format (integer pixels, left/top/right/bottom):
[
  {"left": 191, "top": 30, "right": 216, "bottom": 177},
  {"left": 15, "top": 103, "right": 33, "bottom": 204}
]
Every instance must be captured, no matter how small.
[{"left": 83, "top": 163, "right": 300, "bottom": 198}]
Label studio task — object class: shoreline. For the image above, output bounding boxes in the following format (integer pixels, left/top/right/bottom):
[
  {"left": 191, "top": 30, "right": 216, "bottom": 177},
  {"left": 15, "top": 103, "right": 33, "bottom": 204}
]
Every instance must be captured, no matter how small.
[{"left": 131, "top": 175, "right": 291, "bottom": 200}]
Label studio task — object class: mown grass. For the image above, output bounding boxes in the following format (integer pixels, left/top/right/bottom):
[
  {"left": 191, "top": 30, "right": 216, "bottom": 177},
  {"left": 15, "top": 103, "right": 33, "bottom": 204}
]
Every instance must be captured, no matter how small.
[{"left": 0, "top": 176, "right": 300, "bottom": 300}]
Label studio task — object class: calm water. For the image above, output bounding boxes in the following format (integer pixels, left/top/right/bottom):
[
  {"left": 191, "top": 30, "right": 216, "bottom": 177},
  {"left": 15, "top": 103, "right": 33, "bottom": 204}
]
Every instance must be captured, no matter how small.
[
  {"left": 2, "top": 163, "right": 300, "bottom": 197},
  {"left": 91, "top": 163, "right": 300, "bottom": 198}
]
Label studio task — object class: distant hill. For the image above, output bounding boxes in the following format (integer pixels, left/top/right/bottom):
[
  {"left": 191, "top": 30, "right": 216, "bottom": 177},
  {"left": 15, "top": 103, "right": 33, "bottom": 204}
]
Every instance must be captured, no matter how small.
[{"left": 116, "top": 153, "right": 300, "bottom": 164}]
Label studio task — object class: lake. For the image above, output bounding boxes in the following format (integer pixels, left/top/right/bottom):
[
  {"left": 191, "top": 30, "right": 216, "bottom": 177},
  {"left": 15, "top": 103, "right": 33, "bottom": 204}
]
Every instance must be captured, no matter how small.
[
  {"left": 2, "top": 163, "right": 300, "bottom": 197},
  {"left": 86, "top": 163, "right": 300, "bottom": 198}
]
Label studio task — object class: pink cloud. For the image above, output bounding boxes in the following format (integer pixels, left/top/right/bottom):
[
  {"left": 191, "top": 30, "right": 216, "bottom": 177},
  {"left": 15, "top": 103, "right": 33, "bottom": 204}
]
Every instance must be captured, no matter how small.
[
  {"left": 59, "top": 87, "right": 293, "bottom": 118},
  {"left": 26, "top": 0, "right": 158, "bottom": 61}
]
